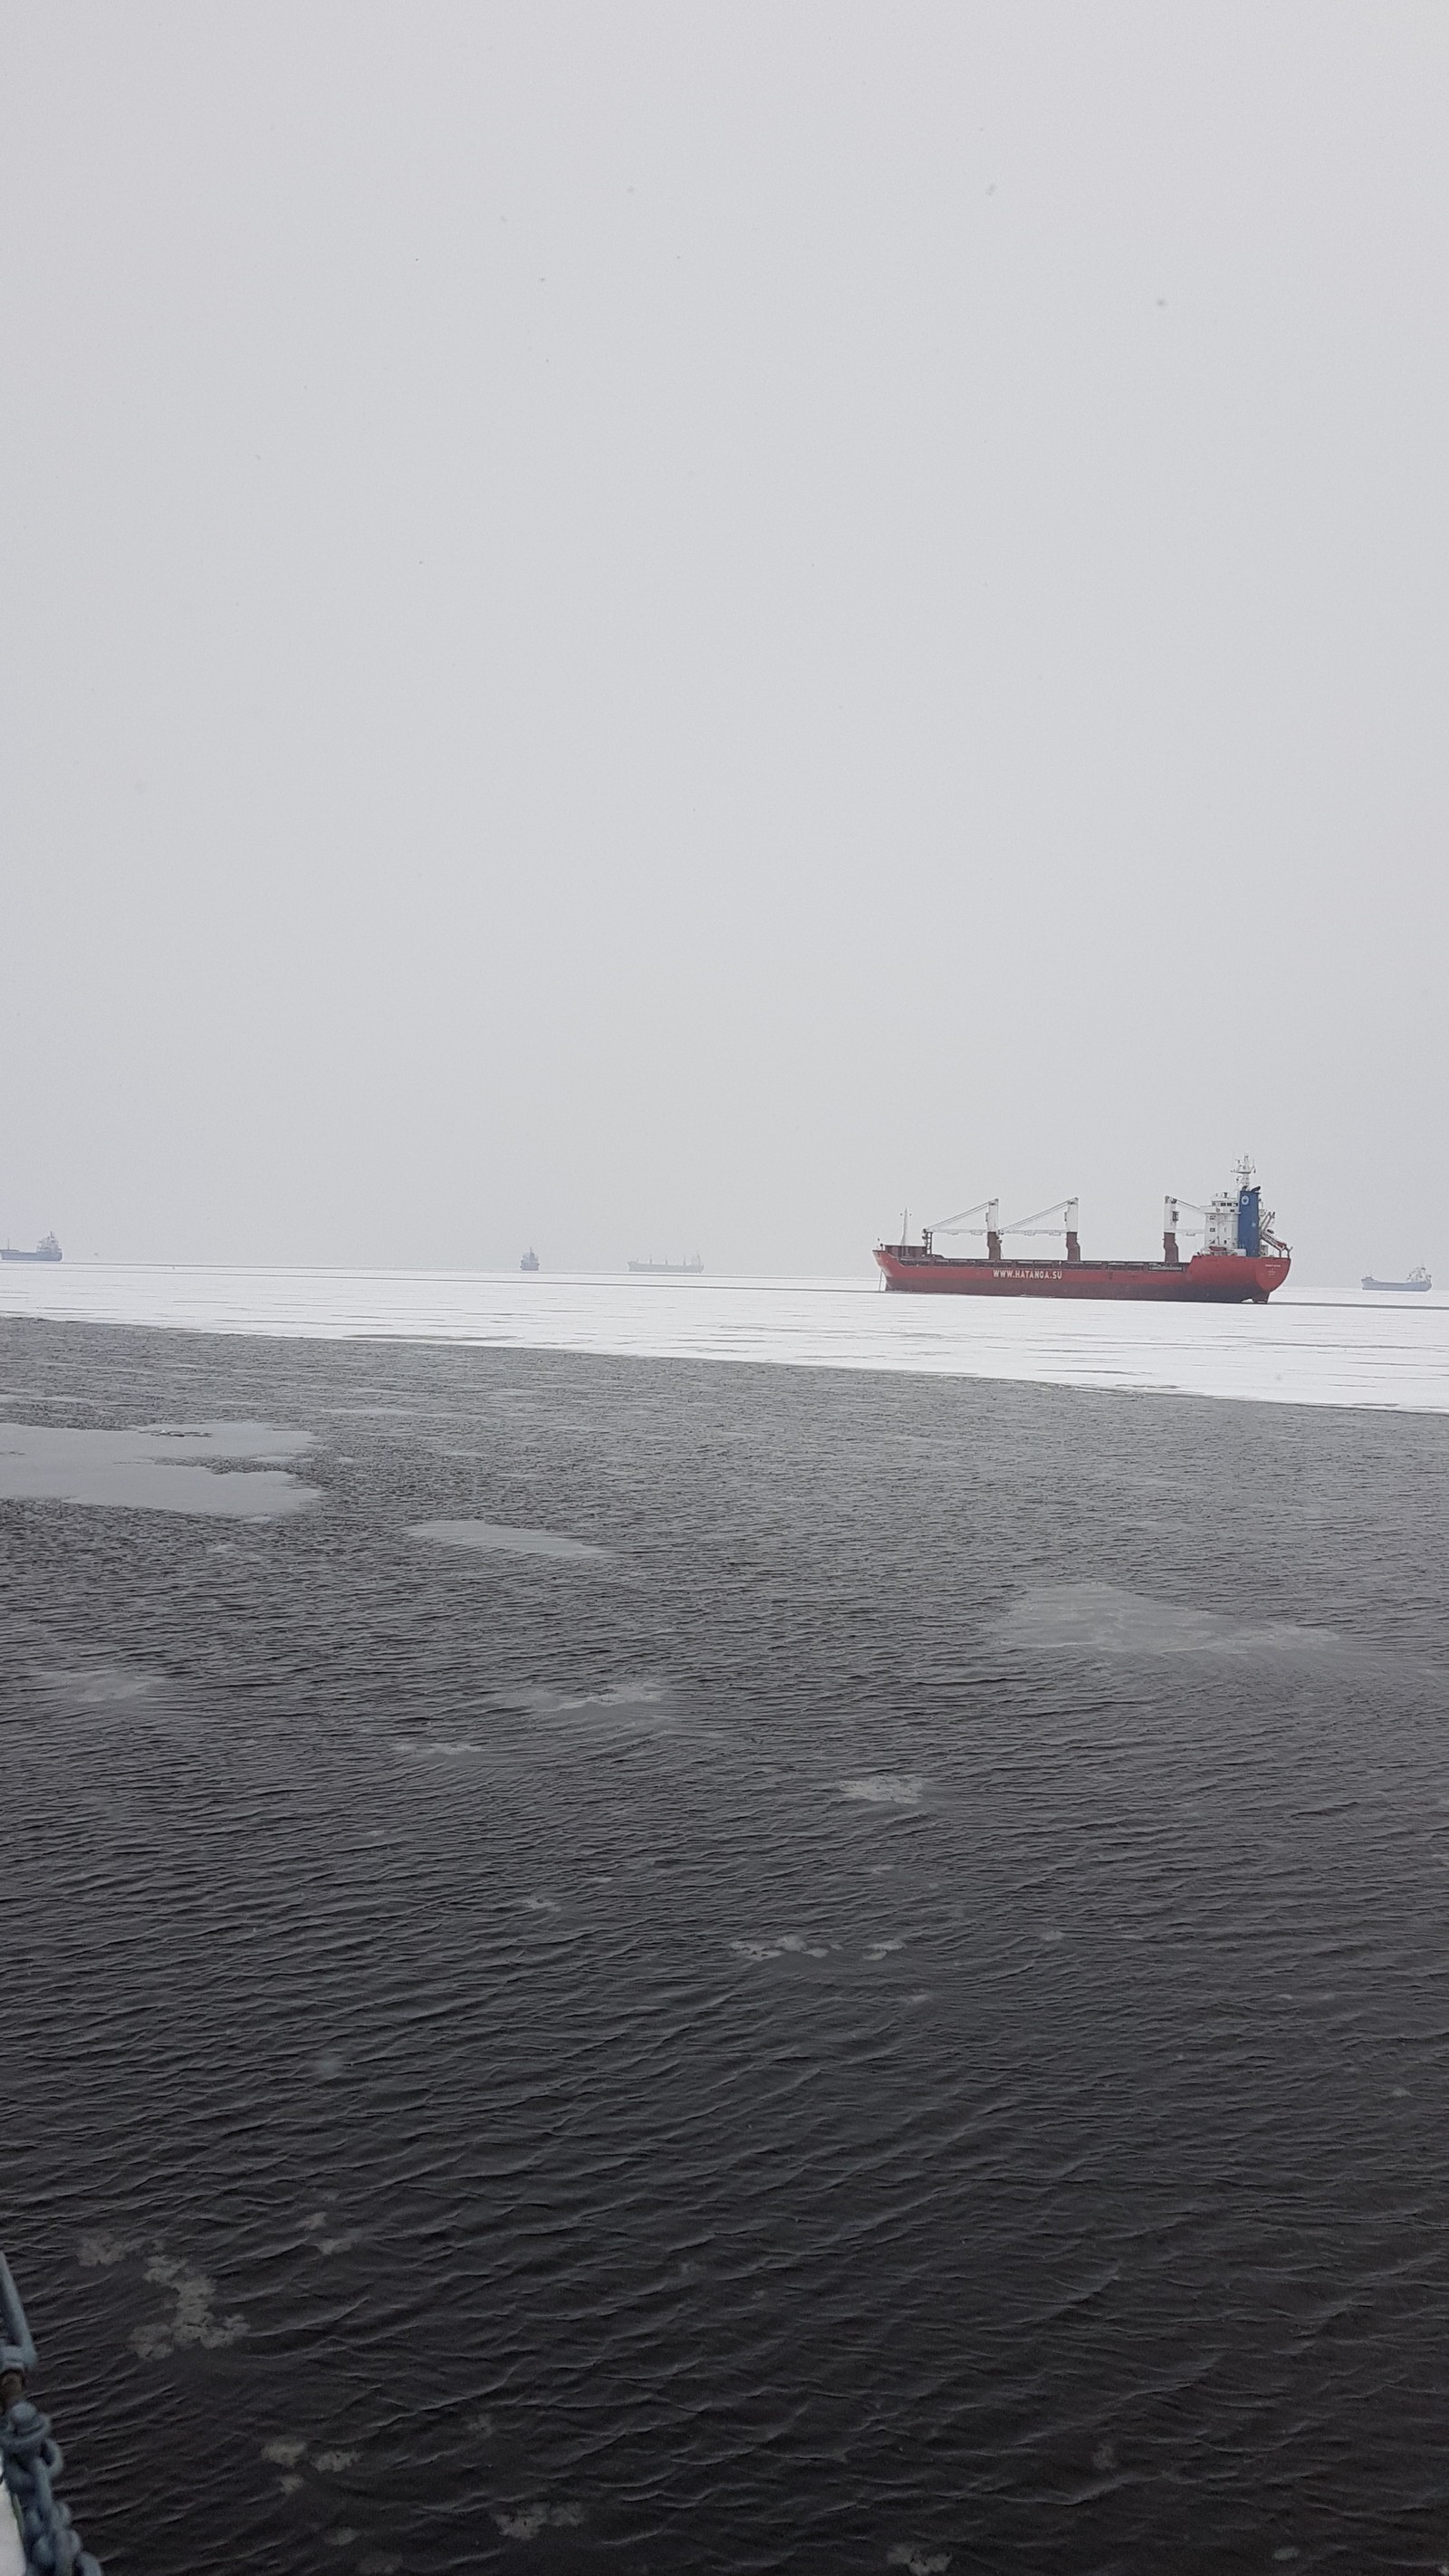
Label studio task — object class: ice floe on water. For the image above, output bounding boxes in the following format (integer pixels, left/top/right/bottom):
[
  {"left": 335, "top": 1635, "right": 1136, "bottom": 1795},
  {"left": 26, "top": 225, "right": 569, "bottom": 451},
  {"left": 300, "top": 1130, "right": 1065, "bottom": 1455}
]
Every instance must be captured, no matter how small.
[
  {"left": 78, "top": 2231, "right": 143, "bottom": 2268},
  {"left": 492, "top": 2504, "right": 584, "bottom": 2540},
  {"left": 548, "top": 1678, "right": 662, "bottom": 1711},
  {"left": 299, "top": 2210, "right": 356, "bottom": 2255},
  {"left": 998, "top": 1581, "right": 1341, "bottom": 1660},
  {"left": 504, "top": 1677, "right": 686, "bottom": 1737},
  {"left": 839, "top": 1774, "right": 927, "bottom": 1806},
  {"left": 78, "top": 2230, "right": 257, "bottom": 2337},
  {"left": 408, "top": 1519, "right": 606, "bottom": 1560},
  {"left": 391, "top": 1737, "right": 489, "bottom": 1760},
  {"left": 730, "top": 1934, "right": 831, "bottom": 1962},
  {"left": 37, "top": 1666, "right": 166, "bottom": 1706},
  {"left": 0, "top": 1420, "right": 315, "bottom": 1516},
  {"left": 129, "top": 2254, "right": 247, "bottom": 2359}
]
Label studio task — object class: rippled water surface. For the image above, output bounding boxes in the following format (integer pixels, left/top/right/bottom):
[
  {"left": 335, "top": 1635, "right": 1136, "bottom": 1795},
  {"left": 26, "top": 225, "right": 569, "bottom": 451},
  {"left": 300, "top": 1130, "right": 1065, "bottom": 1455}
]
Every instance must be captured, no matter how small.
[{"left": 5, "top": 1319, "right": 1449, "bottom": 2574}]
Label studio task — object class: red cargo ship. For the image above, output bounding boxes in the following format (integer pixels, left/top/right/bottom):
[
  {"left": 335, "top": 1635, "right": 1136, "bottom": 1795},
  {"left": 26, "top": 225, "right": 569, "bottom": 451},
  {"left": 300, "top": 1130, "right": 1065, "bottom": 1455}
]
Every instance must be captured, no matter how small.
[{"left": 876, "top": 1164, "right": 1290, "bottom": 1303}]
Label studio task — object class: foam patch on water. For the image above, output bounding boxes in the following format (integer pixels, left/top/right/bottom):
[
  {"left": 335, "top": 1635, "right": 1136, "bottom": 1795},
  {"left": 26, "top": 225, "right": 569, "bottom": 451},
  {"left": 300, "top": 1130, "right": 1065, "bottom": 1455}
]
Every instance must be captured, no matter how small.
[
  {"left": 999, "top": 1581, "right": 1341, "bottom": 1660},
  {"left": 888, "top": 2550, "right": 952, "bottom": 2575},
  {"left": 840, "top": 1775, "right": 926, "bottom": 1806},
  {"left": 731, "top": 1934, "right": 831, "bottom": 1961},
  {"left": 408, "top": 1520, "right": 606, "bottom": 1560},
  {"left": 0, "top": 1420, "right": 315, "bottom": 1517}
]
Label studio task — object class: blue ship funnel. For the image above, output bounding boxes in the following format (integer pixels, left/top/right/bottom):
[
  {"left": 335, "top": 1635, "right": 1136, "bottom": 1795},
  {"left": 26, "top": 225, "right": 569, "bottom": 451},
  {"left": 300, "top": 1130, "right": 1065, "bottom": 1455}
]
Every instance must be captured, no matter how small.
[{"left": 1237, "top": 1186, "right": 1262, "bottom": 1256}]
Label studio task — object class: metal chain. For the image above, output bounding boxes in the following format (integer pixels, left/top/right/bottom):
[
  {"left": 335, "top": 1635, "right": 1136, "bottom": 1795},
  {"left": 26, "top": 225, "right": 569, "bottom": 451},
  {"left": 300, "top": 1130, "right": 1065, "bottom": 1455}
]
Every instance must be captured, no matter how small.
[{"left": 0, "top": 2256, "right": 102, "bottom": 2576}]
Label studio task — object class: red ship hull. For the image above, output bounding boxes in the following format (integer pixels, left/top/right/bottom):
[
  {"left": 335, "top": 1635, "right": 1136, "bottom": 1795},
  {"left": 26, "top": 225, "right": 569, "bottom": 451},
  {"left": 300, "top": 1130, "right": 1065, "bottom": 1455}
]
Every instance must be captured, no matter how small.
[{"left": 874, "top": 1245, "right": 1291, "bottom": 1302}]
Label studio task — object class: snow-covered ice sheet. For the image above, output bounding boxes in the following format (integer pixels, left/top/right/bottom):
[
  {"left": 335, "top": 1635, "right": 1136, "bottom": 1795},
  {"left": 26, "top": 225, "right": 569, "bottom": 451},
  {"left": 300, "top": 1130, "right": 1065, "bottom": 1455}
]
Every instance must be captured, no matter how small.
[{"left": 2, "top": 1264, "right": 1446, "bottom": 1413}]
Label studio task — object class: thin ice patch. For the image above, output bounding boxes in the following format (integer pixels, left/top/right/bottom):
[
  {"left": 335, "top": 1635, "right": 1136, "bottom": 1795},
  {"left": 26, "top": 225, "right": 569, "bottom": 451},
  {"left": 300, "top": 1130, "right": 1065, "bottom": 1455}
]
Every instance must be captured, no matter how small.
[
  {"left": 550, "top": 1680, "right": 663, "bottom": 1711},
  {"left": 493, "top": 2504, "right": 585, "bottom": 2540},
  {"left": 731, "top": 1934, "right": 830, "bottom": 1962},
  {"left": 408, "top": 1521, "right": 606, "bottom": 1561},
  {"left": 840, "top": 1775, "right": 926, "bottom": 1806},
  {"left": 40, "top": 1668, "right": 165, "bottom": 1706},
  {"left": 78, "top": 2233, "right": 143, "bottom": 2268},
  {"left": 392, "top": 1738, "right": 486, "bottom": 1759},
  {"left": 998, "top": 1581, "right": 1339, "bottom": 1660},
  {"left": 0, "top": 1420, "right": 314, "bottom": 1517}
]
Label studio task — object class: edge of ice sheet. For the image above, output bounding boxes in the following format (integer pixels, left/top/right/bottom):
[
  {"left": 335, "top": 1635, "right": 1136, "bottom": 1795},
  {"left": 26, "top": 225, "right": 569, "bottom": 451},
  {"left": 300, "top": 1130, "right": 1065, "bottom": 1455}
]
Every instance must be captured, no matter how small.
[{"left": 4, "top": 1267, "right": 1449, "bottom": 1414}]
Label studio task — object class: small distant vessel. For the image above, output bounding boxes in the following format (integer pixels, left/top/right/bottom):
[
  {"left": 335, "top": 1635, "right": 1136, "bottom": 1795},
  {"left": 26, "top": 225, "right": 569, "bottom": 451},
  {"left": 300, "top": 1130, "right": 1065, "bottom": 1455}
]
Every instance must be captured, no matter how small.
[
  {"left": 629, "top": 1254, "right": 704, "bottom": 1275},
  {"left": 1362, "top": 1265, "right": 1431, "bottom": 1292},
  {"left": 1, "top": 1232, "right": 62, "bottom": 1264},
  {"left": 520, "top": 1248, "right": 540, "bottom": 1273},
  {"left": 876, "top": 1161, "right": 1291, "bottom": 1302}
]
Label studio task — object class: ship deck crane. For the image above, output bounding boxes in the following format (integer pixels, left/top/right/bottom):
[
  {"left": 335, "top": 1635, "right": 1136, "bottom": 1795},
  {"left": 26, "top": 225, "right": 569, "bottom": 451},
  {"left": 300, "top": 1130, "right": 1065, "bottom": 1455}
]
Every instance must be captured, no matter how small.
[{"left": 926, "top": 1197, "right": 1080, "bottom": 1263}]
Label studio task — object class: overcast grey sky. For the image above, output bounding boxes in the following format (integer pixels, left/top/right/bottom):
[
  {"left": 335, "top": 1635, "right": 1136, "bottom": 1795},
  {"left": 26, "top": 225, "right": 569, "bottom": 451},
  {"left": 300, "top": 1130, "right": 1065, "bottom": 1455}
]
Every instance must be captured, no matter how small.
[{"left": 2, "top": 4, "right": 1444, "bottom": 1279}]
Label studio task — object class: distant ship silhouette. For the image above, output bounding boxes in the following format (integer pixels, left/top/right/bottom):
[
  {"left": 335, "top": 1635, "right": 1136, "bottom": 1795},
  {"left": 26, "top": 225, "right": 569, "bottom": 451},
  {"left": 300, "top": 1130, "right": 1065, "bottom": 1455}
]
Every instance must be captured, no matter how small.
[{"left": 1, "top": 1232, "right": 62, "bottom": 1264}]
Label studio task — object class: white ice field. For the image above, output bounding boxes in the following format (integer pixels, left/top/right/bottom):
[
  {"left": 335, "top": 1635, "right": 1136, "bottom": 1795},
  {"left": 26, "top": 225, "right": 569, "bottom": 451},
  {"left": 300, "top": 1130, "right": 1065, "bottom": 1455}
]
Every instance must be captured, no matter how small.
[{"left": 2, "top": 1264, "right": 1447, "bottom": 1415}]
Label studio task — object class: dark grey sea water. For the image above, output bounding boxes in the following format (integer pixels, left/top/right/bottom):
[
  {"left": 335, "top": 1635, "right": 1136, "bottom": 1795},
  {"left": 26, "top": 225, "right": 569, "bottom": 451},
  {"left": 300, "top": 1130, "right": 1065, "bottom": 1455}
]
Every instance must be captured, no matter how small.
[{"left": 5, "top": 1319, "right": 1449, "bottom": 2575}]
